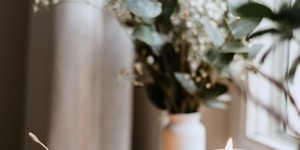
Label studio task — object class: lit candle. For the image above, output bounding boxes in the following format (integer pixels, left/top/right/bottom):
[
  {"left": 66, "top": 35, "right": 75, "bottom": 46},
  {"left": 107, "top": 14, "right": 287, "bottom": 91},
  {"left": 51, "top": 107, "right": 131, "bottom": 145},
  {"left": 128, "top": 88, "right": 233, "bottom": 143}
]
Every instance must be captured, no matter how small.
[
  {"left": 225, "top": 138, "right": 233, "bottom": 150},
  {"left": 215, "top": 138, "right": 243, "bottom": 150}
]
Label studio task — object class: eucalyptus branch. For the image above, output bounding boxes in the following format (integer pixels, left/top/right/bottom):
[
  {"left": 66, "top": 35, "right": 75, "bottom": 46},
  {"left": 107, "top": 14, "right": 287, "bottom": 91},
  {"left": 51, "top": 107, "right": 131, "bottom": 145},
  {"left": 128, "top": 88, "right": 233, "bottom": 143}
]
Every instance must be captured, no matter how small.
[
  {"left": 246, "top": 28, "right": 280, "bottom": 41},
  {"left": 241, "top": 84, "right": 300, "bottom": 137},
  {"left": 248, "top": 67, "right": 300, "bottom": 117},
  {"left": 230, "top": 58, "right": 300, "bottom": 137},
  {"left": 245, "top": 67, "right": 300, "bottom": 137}
]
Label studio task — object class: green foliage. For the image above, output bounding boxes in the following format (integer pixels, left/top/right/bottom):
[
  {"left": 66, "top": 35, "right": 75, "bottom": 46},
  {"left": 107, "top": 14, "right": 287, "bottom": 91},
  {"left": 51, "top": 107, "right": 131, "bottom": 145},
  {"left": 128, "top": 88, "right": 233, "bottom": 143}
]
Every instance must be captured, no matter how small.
[
  {"left": 235, "top": 1, "right": 300, "bottom": 83},
  {"left": 146, "top": 83, "right": 166, "bottom": 109},
  {"left": 174, "top": 72, "right": 197, "bottom": 94},
  {"left": 228, "top": 18, "right": 261, "bottom": 39},
  {"left": 111, "top": 0, "right": 300, "bottom": 113},
  {"left": 272, "top": 2, "right": 300, "bottom": 28},
  {"left": 205, "top": 100, "right": 227, "bottom": 109},
  {"left": 286, "top": 56, "right": 300, "bottom": 83},
  {"left": 248, "top": 44, "right": 264, "bottom": 60},
  {"left": 202, "top": 18, "right": 225, "bottom": 47},
  {"left": 132, "top": 25, "right": 163, "bottom": 56},
  {"left": 198, "top": 83, "right": 228, "bottom": 99},
  {"left": 236, "top": 2, "right": 274, "bottom": 18},
  {"left": 124, "top": 0, "right": 162, "bottom": 18}
]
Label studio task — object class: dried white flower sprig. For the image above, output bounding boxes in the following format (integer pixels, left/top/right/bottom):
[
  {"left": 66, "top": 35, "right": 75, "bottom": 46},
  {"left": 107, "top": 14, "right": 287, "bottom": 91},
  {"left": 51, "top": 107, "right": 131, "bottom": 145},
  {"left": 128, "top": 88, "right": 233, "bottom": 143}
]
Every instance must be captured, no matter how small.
[{"left": 28, "top": 132, "right": 50, "bottom": 150}]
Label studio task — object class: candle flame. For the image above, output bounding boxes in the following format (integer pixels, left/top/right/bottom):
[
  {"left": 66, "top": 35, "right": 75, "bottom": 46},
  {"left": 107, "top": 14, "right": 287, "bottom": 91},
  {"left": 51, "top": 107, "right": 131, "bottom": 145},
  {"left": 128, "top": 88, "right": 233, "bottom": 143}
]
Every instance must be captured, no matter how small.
[{"left": 225, "top": 138, "right": 233, "bottom": 150}]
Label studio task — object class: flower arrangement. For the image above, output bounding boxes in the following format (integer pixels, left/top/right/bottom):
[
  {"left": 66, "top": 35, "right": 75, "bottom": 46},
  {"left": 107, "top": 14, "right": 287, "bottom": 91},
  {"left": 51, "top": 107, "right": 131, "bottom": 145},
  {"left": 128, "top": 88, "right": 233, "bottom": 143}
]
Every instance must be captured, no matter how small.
[
  {"left": 31, "top": 0, "right": 300, "bottom": 140},
  {"left": 106, "top": 0, "right": 261, "bottom": 114},
  {"left": 108, "top": 0, "right": 300, "bottom": 135}
]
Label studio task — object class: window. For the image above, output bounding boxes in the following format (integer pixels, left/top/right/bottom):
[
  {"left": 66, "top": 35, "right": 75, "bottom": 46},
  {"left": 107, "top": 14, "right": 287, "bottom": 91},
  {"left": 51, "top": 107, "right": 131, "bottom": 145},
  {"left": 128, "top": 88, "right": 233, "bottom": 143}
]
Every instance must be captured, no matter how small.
[
  {"left": 238, "top": 0, "right": 300, "bottom": 149},
  {"left": 286, "top": 36, "right": 300, "bottom": 138}
]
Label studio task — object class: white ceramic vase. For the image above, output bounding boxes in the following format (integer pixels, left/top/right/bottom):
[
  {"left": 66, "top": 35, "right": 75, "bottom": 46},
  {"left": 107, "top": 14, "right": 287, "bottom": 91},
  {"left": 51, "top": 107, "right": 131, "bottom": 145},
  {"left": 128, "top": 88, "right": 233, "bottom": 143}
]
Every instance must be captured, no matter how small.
[{"left": 162, "top": 112, "right": 206, "bottom": 150}]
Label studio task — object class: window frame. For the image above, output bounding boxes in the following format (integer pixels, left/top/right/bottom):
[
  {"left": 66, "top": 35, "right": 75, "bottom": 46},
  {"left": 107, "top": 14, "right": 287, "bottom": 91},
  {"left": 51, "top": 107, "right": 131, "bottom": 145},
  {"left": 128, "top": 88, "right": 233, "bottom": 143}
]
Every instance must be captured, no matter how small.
[{"left": 229, "top": 0, "right": 300, "bottom": 149}]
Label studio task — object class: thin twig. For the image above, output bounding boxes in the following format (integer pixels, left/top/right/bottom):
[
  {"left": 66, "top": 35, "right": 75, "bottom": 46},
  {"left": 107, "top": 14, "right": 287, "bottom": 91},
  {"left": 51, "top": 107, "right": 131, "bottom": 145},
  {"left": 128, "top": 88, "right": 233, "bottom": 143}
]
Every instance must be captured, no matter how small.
[
  {"left": 244, "top": 67, "right": 300, "bottom": 137},
  {"left": 245, "top": 88, "right": 300, "bottom": 137},
  {"left": 250, "top": 67, "right": 300, "bottom": 118},
  {"left": 246, "top": 28, "right": 280, "bottom": 41},
  {"left": 179, "top": 8, "right": 189, "bottom": 72}
]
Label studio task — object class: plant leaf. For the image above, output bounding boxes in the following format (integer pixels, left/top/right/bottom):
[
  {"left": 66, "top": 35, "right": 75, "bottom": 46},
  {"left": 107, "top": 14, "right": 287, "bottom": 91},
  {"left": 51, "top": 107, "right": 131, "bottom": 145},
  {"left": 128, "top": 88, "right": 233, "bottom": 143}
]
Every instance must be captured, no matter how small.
[
  {"left": 174, "top": 72, "right": 197, "bottom": 94},
  {"left": 132, "top": 25, "right": 163, "bottom": 56},
  {"left": 221, "top": 42, "right": 251, "bottom": 53},
  {"left": 202, "top": 18, "right": 225, "bottom": 47},
  {"left": 273, "top": 5, "right": 300, "bottom": 28},
  {"left": 205, "top": 100, "right": 227, "bottom": 109},
  {"left": 146, "top": 83, "right": 166, "bottom": 109},
  {"left": 213, "top": 53, "right": 235, "bottom": 70},
  {"left": 236, "top": 2, "right": 274, "bottom": 18},
  {"left": 161, "top": 43, "right": 180, "bottom": 73},
  {"left": 259, "top": 47, "right": 273, "bottom": 64},
  {"left": 248, "top": 43, "right": 264, "bottom": 60},
  {"left": 155, "top": 0, "right": 178, "bottom": 33},
  {"left": 286, "top": 56, "right": 300, "bottom": 83},
  {"left": 215, "top": 94, "right": 232, "bottom": 102},
  {"left": 229, "top": 18, "right": 261, "bottom": 39},
  {"left": 124, "top": 0, "right": 162, "bottom": 18},
  {"left": 205, "top": 47, "right": 219, "bottom": 61},
  {"left": 199, "top": 83, "right": 228, "bottom": 99},
  {"left": 228, "top": 0, "right": 249, "bottom": 15}
]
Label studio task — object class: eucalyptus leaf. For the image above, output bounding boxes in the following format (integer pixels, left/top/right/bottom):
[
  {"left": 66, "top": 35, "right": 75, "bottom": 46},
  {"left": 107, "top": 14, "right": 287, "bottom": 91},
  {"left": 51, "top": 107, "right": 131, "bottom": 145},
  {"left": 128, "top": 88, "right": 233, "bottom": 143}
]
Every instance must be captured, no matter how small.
[
  {"left": 174, "top": 72, "right": 197, "bottom": 94},
  {"left": 199, "top": 83, "right": 228, "bottom": 99},
  {"left": 221, "top": 42, "right": 251, "bottom": 53},
  {"left": 124, "top": 0, "right": 162, "bottom": 18},
  {"left": 294, "top": 0, "right": 300, "bottom": 7},
  {"left": 205, "top": 47, "right": 219, "bottom": 61},
  {"left": 248, "top": 43, "right": 264, "bottom": 60},
  {"left": 146, "top": 83, "right": 166, "bottom": 109},
  {"left": 216, "top": 94, "right": 232, "bottom": 102},
  {"left": 205, "top": 100, "right": 227, "bottom": 109},
  {"left": 229, "top": 18, "right": 261, "bottom": 39},
  {"left": 161, "top": 43, "right": 180, "bottom": 73},
  {"left": 286, "top": 56, "right": 300, "bottom": 83},
  {"left": 273, "top": 4, "right": 300, "bottom": 28},
  {"left": 132, "top": 25, "right": 163, "bottom": 56},
  {"left": 202, "top": 18, "right": 225, "bottom": 47},
  {"left": 213, "top": 53, "right": 235, "bottom": 71},
  {"left": 228, "top": 0, "right": 249, "bottom": 15},
  {"left": 236, "top": 2, "right": 274, "bottom": 18}
]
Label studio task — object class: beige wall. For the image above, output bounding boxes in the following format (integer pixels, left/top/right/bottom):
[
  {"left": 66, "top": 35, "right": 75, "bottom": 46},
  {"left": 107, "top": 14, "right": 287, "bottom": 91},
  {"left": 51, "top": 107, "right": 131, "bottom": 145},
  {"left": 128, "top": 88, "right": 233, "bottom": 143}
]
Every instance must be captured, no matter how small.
[{"left": 0, "top": 1, "right": 29, "bottom": 149}]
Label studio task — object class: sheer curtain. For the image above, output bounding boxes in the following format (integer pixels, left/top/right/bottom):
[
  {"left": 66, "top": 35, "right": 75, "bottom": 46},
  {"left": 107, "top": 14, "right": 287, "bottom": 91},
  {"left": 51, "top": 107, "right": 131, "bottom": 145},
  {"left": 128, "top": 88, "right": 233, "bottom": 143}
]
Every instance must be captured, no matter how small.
[{"left": 23, "top": 1, "right": 133, "bottom": 150}]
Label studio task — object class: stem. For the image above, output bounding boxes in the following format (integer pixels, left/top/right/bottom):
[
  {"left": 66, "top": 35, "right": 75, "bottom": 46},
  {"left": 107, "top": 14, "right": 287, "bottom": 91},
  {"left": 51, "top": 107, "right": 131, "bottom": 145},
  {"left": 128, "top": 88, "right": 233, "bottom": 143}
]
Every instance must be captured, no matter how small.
[
  {"left": 250, "top": 67, "right": 300, "bottom": 117},
  {"left": 243, "top": 86, "right": 300, "bottom": 137},
  {"left": 246, "top": 28, "right": 280, "bottom": 41},
  {"left": 245, "top": 67, "right": 300, "bottom": 137},
  {"left": 180, "top": 32, "right": 186, "bottom": 72},
  {"left": 180, "top": 10, "right": 188, "bottom": 72}
]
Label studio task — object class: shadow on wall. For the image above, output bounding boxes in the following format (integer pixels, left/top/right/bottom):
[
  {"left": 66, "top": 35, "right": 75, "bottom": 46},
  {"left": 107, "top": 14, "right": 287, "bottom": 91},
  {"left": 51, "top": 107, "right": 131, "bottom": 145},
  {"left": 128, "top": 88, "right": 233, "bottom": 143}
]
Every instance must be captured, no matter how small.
[{"left": 0, "top": 0, "right": 30, "bottom": 150}]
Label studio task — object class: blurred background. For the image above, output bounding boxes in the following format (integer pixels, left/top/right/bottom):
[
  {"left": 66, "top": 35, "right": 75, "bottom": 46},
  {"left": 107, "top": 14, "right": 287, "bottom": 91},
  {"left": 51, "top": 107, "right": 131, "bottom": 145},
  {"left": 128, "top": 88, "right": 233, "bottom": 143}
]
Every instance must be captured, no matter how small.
[{"left": 0, "top": 0, "right": 254, "bottom": 150}]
